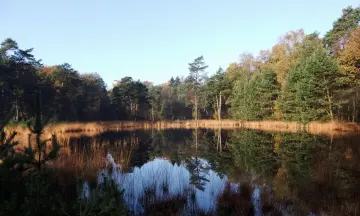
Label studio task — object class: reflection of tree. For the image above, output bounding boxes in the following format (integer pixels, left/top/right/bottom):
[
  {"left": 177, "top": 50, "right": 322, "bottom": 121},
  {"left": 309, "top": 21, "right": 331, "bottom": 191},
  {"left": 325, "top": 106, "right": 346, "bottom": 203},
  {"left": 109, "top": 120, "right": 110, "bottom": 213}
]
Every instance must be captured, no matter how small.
[
  {"left": 277, "top": 133, "right": 319, "bottom": 186},
  {"left": 186, "top": 156, "right": 210, "bottom": 191},
  {"left": 93, "top": 131, "right": 153, "bottom": 172},
  {"left": 228, "top": 129, "right": 280, "bottom": 179},
  {"left": 147, "top": 128, "right": 230, "bottom": 189},
  {"left": 184, "top": 128, "right": 211, "bottom": 191},
  {"left": 271, "top": 132, "right": 319, "bottom": 209},
  {"left": 148, "top": 129, "right": 193, "bottom": 165},
  {"left": 215, "top": 128, "right": 223, "bottom": 152},
  {"left": 62, "top": 128, "right": 360, "bottom": 215},
  {"left": 196, "top": 128, "right": 233, "bottom": 179},
  {"left": 275, "top": 133, "right": 360, "bottom": 215},
  {"left": 128, "top": 133, "right": 153, "bottom": 169},
  {"left": 224, "top": 130, "right": 360, "bottom": 215}
]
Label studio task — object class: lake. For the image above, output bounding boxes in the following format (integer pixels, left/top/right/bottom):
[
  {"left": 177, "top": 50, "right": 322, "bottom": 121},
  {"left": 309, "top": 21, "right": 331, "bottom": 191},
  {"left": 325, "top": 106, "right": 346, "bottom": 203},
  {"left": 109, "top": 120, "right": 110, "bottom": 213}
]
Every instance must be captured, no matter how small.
[{"left": 53, "top": 128, "right": 360, "bottom": 215}]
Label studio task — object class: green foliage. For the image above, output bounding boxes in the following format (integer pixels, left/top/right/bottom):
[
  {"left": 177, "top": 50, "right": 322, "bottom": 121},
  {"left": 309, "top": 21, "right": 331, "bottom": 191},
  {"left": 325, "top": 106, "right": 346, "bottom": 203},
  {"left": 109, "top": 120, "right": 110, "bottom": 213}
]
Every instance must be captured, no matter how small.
[
  {"left": 111, "top": 77, "right": 150, "bottom": 120},
  {"left": 187, "top": 56, "right": 209, "bottom": 120},
  {"left": 231, "top": 75, "right": 258, "bottom": 120},
  {"left": 1, "top": 5, "right": 360, "bottom": 124},
  {"left": 324, "top": 6, "right": 360, "bottom": 55},
  {"left": 231, "top": 69, "right": 279, "bottom": 120},
  {"left": 279, "top": 47, "right": 342, "bottom": 122},
  {"left": 187, "top": 56, "right": 209, "bottom": 88},
  {"left": 148, "top": 85, "right": 161, "bottom": 121},
  {"left": 0, "top": 38, "right": 41, "bottom": 121},
  {"left": 78, "top": 73, "right": 109, "bottom": 121},
  {"left": 255, "top": 69, "right": 280, "bottom": 118},
  {"left": 277, "top": 66, "right": 300, "bottom": 120},
  {"left": 205, "top": 67, "right": 232, "bottom": 119}
]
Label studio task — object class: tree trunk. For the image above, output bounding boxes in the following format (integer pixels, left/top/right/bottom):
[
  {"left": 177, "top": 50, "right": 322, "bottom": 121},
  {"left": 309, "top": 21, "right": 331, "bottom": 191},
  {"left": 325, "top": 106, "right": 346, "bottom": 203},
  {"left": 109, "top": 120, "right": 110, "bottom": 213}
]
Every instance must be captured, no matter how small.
[
  {"left": 151, "top": 107, "right": 154, "bottom": 122},
  {"left": 357, "top": 91, "right": 359, "bottom": 122},
  {"left": 326, "top": 87, "right": 333, "bottom": 120},
  {"left": 218, "top": 91, "right": 222, "bottom": 122},
  {"left": 195, "top": 127, "right": 198, "bottom": 150},
  {"left": 15, "top": 101, "right": 19, "bottom": 121},
  {"left": 215, "top": 95, "right": 219, "bottom": 120},
  {"left": 217, "top": 128, "right": 222, "bottom": 152},
  {"left": 194, "top": 93, "right": 198, "bottom": 127},
  {"left": 352, "top": 90, "right": 358, "bottom": 123},
  {"left": 352, "top": 97, "right": 356, "bottom": 122}
]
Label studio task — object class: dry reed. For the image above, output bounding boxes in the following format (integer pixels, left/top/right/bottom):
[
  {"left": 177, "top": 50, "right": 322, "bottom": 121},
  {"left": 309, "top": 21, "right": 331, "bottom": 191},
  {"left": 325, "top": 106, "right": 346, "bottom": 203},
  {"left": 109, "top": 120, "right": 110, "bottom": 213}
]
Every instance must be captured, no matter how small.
[{"left": 6, "top": 120, "right": 360, "bottom": 138}]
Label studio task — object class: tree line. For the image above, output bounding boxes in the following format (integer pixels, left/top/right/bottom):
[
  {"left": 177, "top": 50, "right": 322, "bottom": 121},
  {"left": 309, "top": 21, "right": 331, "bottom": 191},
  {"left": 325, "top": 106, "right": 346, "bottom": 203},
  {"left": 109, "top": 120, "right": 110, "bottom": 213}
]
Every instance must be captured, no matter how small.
[{"left": 1, "top": 6, "right": 360, "bottom": 123}]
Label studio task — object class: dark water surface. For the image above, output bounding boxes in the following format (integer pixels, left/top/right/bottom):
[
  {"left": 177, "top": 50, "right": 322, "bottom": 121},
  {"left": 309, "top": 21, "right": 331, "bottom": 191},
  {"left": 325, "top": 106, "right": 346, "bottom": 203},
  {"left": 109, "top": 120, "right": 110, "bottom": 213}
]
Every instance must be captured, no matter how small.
[{"left": 61, "top": 129, "right": 360, "bottom": 215}]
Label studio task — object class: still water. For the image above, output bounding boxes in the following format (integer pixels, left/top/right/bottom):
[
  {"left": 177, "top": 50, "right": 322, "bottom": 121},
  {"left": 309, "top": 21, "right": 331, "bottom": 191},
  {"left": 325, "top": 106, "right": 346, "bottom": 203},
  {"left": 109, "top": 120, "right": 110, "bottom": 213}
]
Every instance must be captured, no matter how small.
[{"left": 59, "top": 129, "right": 360, "bottom": 215}]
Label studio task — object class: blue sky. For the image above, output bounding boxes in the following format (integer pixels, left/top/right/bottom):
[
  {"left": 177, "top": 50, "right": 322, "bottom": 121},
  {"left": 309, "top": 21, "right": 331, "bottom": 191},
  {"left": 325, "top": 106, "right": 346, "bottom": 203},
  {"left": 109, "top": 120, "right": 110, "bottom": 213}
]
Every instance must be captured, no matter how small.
[{"left": 1, "top": 0, "right": 359, "bottom": 87}]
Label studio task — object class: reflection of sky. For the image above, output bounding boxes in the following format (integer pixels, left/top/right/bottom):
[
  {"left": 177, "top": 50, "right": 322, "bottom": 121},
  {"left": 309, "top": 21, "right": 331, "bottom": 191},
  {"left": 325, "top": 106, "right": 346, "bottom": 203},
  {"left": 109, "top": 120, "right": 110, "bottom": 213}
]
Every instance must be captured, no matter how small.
[
  {"left": 87, "top": 153, "right": 262, "bottom": 215},
  {"left": 252, "top": 187, "right": 262, "bottom": 216}
]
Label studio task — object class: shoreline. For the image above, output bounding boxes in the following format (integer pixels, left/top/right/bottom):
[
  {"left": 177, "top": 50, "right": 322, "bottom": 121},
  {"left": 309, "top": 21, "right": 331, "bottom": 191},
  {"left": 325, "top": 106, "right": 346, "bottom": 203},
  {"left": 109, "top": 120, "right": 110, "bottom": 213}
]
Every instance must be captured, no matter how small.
[{"left": 6, "top": 120, "right": 360, "bottom": 137}]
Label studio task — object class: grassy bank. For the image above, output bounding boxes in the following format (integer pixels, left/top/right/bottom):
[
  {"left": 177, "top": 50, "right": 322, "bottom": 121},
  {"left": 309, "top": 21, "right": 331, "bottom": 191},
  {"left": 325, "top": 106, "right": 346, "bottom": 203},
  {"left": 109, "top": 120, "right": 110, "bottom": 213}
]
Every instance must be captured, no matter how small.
[{"left": 6, "top": 120, "right": 360, "bottom": 138}]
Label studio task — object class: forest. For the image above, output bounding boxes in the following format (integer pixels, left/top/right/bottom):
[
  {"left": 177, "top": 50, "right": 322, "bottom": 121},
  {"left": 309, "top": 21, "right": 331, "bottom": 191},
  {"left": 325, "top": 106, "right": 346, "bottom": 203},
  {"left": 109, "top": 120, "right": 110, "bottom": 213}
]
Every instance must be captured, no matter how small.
[{"left": 1, "top": 6, "right": 360, "bottom": 124}]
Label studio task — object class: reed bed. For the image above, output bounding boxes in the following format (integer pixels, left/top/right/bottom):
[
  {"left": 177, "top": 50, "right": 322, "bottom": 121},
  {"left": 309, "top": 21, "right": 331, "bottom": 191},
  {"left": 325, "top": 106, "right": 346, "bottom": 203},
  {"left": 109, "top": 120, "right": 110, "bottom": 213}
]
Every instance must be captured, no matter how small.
[
  {"left": 240, "top": 120, "right": 360, "bottom": 136},
  {"left": 6, "top": 120, "right": 360, "bottom": 138},
  {"left": 50, "top": 149, "right": 106, "bottom": 182}
]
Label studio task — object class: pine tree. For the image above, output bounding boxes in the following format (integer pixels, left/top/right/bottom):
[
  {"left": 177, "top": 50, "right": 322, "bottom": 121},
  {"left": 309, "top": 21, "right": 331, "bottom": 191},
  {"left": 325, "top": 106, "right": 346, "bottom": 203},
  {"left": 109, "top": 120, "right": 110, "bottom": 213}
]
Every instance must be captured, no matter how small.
[
  {"left": 256, "top": 69, "right": 279, "bottom": 118},
  {"left": 187, "top": 56, "right": 208, "bottom": 122},
  {"left": 278, "top": 65, "right": 301, "bottom": 120},
  {"left": 324, "top": 6, "right": 360, "bottom": 55},
  {"left": 231, "top": 69, "right": 279, "bottom": 120},
  {"left": 25, "top": 91, "right": 61, "bottom": 171},
  {"left": 280, "top": 47, "right": 341, "bottom": 123}
]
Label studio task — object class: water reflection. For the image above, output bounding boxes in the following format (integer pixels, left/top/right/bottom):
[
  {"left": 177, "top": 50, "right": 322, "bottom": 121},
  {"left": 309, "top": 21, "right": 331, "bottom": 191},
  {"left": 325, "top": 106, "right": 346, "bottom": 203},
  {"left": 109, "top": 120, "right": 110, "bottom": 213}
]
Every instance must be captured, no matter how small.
[
  {"left": 98, "top": 154, "right": 237, "bottom": 215},
  {"left": 56, "top": 129, "right": 360, "bottom": 215}
]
